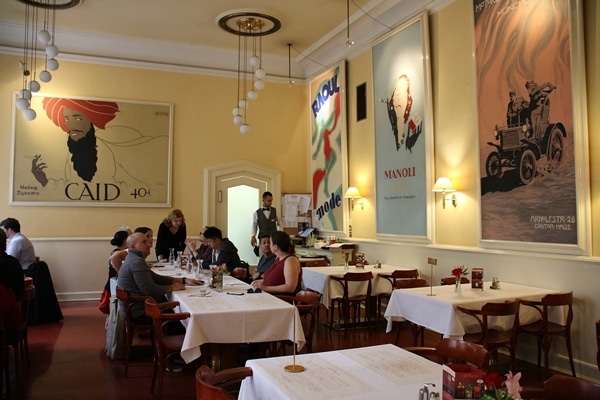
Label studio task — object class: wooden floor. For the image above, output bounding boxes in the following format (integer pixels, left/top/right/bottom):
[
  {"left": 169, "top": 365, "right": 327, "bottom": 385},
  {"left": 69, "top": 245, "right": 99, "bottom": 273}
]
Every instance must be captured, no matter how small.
[{"left": 3, "top": 301, "right": 560, "bottom": 400}]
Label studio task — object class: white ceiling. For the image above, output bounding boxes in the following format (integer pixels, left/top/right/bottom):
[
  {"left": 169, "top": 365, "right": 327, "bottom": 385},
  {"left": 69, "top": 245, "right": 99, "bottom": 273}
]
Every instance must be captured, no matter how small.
[{"left": 0, "top": 0, "right": 452, "bottom": 81}]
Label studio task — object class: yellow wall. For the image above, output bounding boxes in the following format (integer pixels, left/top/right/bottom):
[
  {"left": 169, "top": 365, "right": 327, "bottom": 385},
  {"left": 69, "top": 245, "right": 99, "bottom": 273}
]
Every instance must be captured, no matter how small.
[{"left": 0, "top": 58, "right": 310, "bottom": 237}]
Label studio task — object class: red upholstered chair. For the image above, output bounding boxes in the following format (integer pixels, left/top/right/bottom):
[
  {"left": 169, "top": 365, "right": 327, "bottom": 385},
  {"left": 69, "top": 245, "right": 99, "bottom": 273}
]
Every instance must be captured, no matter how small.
[
  {"left": 406, "top": 338, "right": 490, "bottom": 371},
  {"left": 457, "top": 300, "right": 520, "bottom": 372},
  {"left": 195, "top": 364, "right": 252, "bottom": 400},
  {"left": 519, "top": 292, "right": 575, "bottom": 378},
  {"left": 330, "top": 271, "right": 373, "bottom": 335},
  {"left": 116, "top": 287, "right": 151, "bottom": 377},
  {"left": 144, "top": 298, "right": 190, "bottom": 398}
]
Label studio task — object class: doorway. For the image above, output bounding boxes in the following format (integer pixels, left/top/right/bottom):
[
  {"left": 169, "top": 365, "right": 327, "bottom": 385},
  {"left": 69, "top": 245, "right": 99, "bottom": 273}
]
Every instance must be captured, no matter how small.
[{"left": 204, "top": 161, "right": 281, "bottom": 264}]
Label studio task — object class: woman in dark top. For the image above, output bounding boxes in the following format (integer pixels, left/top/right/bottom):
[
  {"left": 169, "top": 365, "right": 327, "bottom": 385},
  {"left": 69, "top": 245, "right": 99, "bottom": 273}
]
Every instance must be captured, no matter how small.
[
  {"left": 155, "top": 209, "right": 187, "bottom": 261},
  {"left": 251, "top": 231, "right": 302, "bottom": 296},
  {"left": 105, "top": 229, "right": 129, "bottom": 291}
]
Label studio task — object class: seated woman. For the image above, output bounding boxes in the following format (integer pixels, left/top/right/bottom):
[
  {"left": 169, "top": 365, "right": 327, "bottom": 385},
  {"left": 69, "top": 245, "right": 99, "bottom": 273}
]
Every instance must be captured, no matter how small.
[{"left": 251, "top": 231, "right": 302, "bottom": 296}]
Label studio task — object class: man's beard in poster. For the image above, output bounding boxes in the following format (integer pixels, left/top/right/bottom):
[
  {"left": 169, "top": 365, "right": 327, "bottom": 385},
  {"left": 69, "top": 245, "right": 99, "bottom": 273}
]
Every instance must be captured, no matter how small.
[{"left": 67, "top": 127, "right": 98, "bottom": 182}]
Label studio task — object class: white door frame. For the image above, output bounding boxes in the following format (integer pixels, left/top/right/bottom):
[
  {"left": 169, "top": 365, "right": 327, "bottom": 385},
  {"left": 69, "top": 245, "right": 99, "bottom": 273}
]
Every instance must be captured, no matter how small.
[{"left": 203, "top": 160, "right": 281, "bottom": 228}]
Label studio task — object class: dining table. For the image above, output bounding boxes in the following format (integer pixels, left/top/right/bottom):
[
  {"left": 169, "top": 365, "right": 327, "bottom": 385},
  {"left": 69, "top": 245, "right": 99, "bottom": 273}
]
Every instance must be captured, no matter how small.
[
  {"left": 302, "top": 264, "right": 415, "bottom": 308},
  {"left": 152, "top": 265, "right": 306, "bottom": 363},
  {"left": 384, "top": 281, "right": 564, "bottom": 339},
  {"left": 238, "top": 343, "right": 442, "bottom": 400}
]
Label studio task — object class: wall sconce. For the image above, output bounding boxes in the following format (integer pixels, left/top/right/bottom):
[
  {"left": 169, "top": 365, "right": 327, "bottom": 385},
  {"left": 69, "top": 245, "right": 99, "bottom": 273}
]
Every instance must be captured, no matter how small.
[
  {"left": 432, "top": 177, "right": 456, "bottom": 209},
  {"left": 344, "top": 187, "right": 363, "bottom": 210}
]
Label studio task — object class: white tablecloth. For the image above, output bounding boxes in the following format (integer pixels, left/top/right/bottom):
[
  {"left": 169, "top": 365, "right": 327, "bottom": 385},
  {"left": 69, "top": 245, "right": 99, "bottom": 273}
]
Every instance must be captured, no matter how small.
[
  {"left": 384, "top": 282, "right": 563, "bottom": 338},
  {"left": 159, "top": 273, "right": 305, "bottom": 363},
  {"left": 302, "top": 264, "right": 414, "bottom": 308},
  {"left": 238, "top": 344, "right": 442, "bottom": 400}
]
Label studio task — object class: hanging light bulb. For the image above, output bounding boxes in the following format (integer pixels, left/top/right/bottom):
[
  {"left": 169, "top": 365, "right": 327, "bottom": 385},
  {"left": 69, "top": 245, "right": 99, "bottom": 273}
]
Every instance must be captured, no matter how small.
[
  {"left": 37, "top": 29, "right": 51, "bottom": 44},
  {"left": 39, "top": 70, "right": 52, "bottom": 82},
  {"left": 254, "top": 79, "right": 265, "bottom": 90},
  {"left": 287, "top": 44, "right": 295, "bottom": 86},
  {"left": 247, "top": 90, "right": 258, "bottom": 100},
  {"left": 23, "top": 108, "right": 37, "bottom": 121},
  {"left": 46, "top": 58, "right": 59, "bottom": 70},
  {"left": 345, "top": 0, "right": 354, "bottom": 48},
  {"left": 240, "top": 124, "right": 251, "bottom": 135}
]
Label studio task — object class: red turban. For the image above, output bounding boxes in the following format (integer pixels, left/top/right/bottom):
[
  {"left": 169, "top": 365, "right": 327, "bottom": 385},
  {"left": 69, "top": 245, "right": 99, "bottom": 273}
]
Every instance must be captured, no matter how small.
[{"left": 42, "top": 97, "right": 119, "bottom": 132}]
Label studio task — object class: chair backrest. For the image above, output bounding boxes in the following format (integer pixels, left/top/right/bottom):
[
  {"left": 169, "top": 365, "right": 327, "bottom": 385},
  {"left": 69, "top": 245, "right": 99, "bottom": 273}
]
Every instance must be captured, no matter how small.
[
  {"left": 541, "top": 292, "right": 573, "bottom": 327},
  {"left": 441, "top": 276, "right": 470, "bottom": 285},
  {"left": 116, "top": 287, "right": 151, "bottom": 325},
  {"left": 392, "top": 269, "right": 419, "bottom": 279},
  {"left": 20, "top": 285, "right": 35, "bottom": 324},
  {"left": 304, "top": 260, "right": 330, "bottom": 267},
  {"left": 144, "top": 298, "right": 190, "bottom": 341},
  {"left": 340, "top": 271, "right": 373, "bottom": 298},
  {"left": 436, "top": 339, "right": 490, "bottom": 371},
  {"left": 543, "top": 375, "right": 600, "bottom": 400},
  {"left": 195, "top": 365, "right": 253, "bottom": 400},
  {"left": 395, "top": 278, "right": 427, "bottom": 289}
]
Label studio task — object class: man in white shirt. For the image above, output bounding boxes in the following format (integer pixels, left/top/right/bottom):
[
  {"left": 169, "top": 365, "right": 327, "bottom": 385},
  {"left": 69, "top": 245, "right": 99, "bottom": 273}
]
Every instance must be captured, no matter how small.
[{"left": 0, "top": 217, "right": 37, "bottom": 271}]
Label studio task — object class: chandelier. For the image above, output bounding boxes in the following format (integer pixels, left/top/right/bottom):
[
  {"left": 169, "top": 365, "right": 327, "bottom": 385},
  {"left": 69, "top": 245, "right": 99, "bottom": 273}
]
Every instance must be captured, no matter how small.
[
  {"left": 15, "top": 0, "right": 80, "bottom": 121},
  {"left": 218, "top": 11, "right": 281, "bottom": 135}
]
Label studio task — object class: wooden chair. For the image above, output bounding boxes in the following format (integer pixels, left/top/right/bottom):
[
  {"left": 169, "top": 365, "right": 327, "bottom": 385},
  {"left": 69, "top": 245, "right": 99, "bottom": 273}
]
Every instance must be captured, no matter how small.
[
  {"left": 378, "top": 269, "right": 419, "bottom": 322},
  {"left": 276, "top": 290, "right": 320, "bottom": 353},
  {"left": 304, "top": 260, "right": 330, "bottom": 267},
  {"left": 330, "top": 271, "right": 373, "bottom": 335},
  {"left": 116, "top": 287, "right": 151, "bottom": 377},
  {"left": 393, "top": 278, "right": 428, "bottom": 346},
  {"left": 457, "top": 300, "right": 520, "bottom": 371},
  {"left": 0, "top": 316, "right": 8, "bottom": 397},
  {"left": 144, "top": 298, "right": 190, "bottom": 398},
  {"left": 596, "top": 319, "right": 600, "bottom": 373},
  {"left": 543, "top": 375, "right": 600, "bottom": 400},
  {"left": 195, "top": 364, "right": 252, "bottom": 400},
  {"left": 519, "top": 292, "right": 575, "bottom": 377},
  {"left": 5, "top": 284, "right": 35, "bottom": 386},
  {"left": 406, "top": 338, "right": 490, "bottom": 371},
  {"left": 440, "top": 276, "right": 470, "bottom": 285}
]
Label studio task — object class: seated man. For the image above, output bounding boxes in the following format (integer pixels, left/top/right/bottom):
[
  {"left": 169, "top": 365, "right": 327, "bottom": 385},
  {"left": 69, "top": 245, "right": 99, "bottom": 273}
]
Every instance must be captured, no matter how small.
[
  {"left": 201, "top": 227, "right": 242, "bottom": 273},
  {"left": 185, "top": 226, "right": 212, "bottom": 264},
  {"left": 0, "top": 217, "right": 37, "bottom": 271},
  {"left": 0, "top": 229, "right": 25, "bottom": 301},
  {"left": 252, "top": 234, "right": 276, "bottom": 281},
  {"left": 116, "top": 232, "right": 198, "bottom": 325}
]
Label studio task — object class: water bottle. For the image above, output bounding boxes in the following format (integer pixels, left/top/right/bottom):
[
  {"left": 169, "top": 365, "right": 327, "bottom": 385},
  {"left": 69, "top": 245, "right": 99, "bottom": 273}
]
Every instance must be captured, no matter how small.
[{"left": 168, "top": 248, "right": 175, "bottom": 264}]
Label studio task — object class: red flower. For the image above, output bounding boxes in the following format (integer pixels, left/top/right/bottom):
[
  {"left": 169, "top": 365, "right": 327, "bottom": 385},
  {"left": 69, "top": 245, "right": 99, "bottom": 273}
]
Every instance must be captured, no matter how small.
[
  {"left": 451, "top": 265, "right": 469, "bottom": 277},
  {"left": 483, "top": 372, "right": 505, "bottom": 390}
]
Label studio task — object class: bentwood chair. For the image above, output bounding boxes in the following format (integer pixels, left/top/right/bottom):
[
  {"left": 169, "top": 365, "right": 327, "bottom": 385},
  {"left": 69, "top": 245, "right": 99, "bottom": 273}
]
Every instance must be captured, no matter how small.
[
  {"left": 596, "top": 319, "right": 600, "bottom": 372},
  {"left": 195, "top": 364, "right": 253, "bottom": 400},
  {"left": 519, "top": 292, "right": 575, "bottom": 377},
  {"left": 457, "top": 300, "right": 520, "bottom": 372},
  {"left": 393, "top": 278, "right": 428, "bottom": 346},
  {"left": 6, "top": 284, "right": 35, "bottom": 386},
  {"left": 276, "top": 290, "right": 320, "bottom": 353},
  {"left": 145, "top": 298, "right": 190, "bottom": 399},
  {"left": 440, "top": 276, "right": 470, "bottom": 286},
  {"left": 330, "top": 271, "right": 373, "bottom": 335},
  {"left": 116, "top": 287, "right": 151, "bottom": 377},
  {"left": 406, "top": 338, "right": 491, "bottom": 371},
  {"left": 543, "top": 375, "right": 600, "bottom": 400},
  {"left": 304, "top": 260, "right": 330, "bottom": 267},
  {"left": 378, "top": 269, "right": 420, "bottom": 322},
  {"left": 1, "top": 316, "right": 8, "bottom": 397}
]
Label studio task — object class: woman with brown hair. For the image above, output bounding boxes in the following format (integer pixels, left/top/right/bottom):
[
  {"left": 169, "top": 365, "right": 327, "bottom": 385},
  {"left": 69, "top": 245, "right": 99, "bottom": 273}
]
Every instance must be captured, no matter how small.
[{"left": 155, "top": 209, "right": 186, "bottom": 261}]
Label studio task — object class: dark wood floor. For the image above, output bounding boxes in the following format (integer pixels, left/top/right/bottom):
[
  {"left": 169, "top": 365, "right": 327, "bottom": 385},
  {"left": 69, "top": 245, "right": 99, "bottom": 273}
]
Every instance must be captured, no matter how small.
[{"left": 3, "top": 301, "right": 559, "bottom": 400}]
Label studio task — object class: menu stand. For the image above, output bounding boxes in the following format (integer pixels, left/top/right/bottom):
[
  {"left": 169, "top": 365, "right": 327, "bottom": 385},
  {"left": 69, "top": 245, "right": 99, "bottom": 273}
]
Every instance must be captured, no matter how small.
[{"left": 285, "top": 302, "right": 305, "bottom": 373}]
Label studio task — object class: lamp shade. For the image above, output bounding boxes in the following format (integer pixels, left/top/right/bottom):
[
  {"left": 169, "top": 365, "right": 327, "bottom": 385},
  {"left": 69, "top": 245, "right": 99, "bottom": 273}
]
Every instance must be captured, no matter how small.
[
  {"left": 432, "top": 177, "right": 455, "bottom": 192},
  {"left": 344, "top": 187, "right": 362, "bottom": 199}
]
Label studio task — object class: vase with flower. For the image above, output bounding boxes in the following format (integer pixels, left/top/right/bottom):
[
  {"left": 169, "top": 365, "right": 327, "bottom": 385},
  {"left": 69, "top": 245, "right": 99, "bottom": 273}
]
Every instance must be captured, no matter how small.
[
  {"left": 481, "top": 371, "right": 522, "bottom": 400},
  {"left": 342, "top": 251, "right": 350, "bottom": 270},
  {"left": 451, "top": 265, "right": 469, "bottom": 293},
  {"left": 211, "top": 263, "right": 228, "bottom": 292}
]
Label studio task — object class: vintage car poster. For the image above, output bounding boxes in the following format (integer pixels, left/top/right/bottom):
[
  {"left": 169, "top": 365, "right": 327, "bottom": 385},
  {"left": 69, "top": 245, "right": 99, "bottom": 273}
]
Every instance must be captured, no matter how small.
[
  {"left": 474, "top": 0, "right": 589, "bottom": 253},
  {"left": 11, "top": 94, "right": 172, "bottom": 206},
  {"left": 372, "top": 12, "right": 434, "bottom": 242},
  {"left": 309, "top": 63, "right": 347, "bottom": 235}
]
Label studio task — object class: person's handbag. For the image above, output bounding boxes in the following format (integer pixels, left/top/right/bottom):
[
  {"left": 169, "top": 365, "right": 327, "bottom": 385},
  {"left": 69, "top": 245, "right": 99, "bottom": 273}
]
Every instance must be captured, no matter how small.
[{"left": 105, "top": 296, "right": 125, "bottom": 360}]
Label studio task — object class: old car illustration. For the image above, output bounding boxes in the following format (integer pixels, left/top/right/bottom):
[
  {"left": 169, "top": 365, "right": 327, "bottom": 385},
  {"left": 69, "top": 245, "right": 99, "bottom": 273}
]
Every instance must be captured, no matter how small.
[{"left": 485, "top": 82, "right": 566, "bottom": 185}]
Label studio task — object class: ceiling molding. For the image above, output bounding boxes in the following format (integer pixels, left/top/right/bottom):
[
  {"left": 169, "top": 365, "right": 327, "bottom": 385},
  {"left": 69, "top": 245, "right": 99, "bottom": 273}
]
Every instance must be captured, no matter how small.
[{"left": 0, "top": 0, "right": 454, "bottom": 81}]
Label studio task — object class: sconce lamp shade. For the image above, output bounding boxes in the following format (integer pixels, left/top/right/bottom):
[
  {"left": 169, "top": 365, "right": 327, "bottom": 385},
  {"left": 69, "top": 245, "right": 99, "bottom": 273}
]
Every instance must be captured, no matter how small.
[
  {"left": 344, "top": 187, "right": 362, "bottom": 198},
  {"left": 432, "top": 177, "right": 455, "bottom": 193}
]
